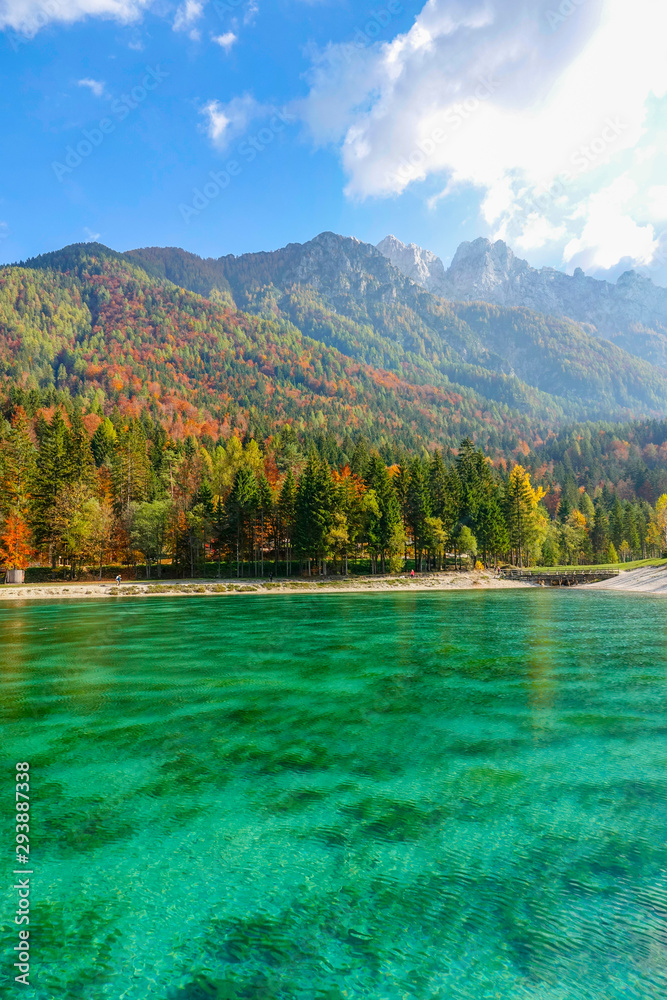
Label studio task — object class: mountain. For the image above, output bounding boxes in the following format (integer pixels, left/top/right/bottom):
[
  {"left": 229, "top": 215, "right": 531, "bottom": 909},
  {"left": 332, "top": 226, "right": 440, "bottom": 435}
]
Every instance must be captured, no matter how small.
[
  {"left": 375, "top": 235, "right": 447, "bottom": 291},
  {"left": 0, "top": 242, "right": 544, "bottom": 455},
  {"left": 377, "top": 235, "right": 667, "bottom": 366},
  {"left": 3, "top": 232, "right": 667, "bottom": 466},
  {"left": 128, "top": 232, "right": 667, "bottom": 421}
]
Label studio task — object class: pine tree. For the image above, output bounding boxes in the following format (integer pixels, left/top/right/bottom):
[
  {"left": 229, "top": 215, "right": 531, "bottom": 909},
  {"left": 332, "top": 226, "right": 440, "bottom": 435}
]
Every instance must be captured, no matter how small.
[
  {"left": 66, "top": 409, "right": 96, "bottom": 487},
  {"left": 294, "top": 451, "right": 333, "bottom": 575},
  {"left": 225, "top": 467, "right": 258, "bottom": 577},
  {"left": 277, "top": 468, "right": 297, "bottom": 576},
  {"left": 504, "top": 464, "right": 545, "bottom": 567},
  {"left": 30, "top": 410, "right": 70, "bottom": 554},
  {"left": 91, "top": 417, "right": 117, "bottom": 467},
  {"left": 366, "top": 454, "right": 401, "bottom": 573},
  {"left": 112, "top": 421, "right": 151, "bottom": 516},
  {"left": 0, "top": 409, "right": 37, "bottom": 517},
  {"left": 429, "top": 450, "right": 458, "bottom": 542},
  {"left": 609, "top": 497, "right": 624, "bottom": 549},
  {"left": 256, "top": 474, "right": 274, "bottom": 577},
  {"left": 591, "top": 505, "right": 610, "bottom": 558},
  {"left": 475, "top": 494, "right": 508, "bottom": 567},
  {"left": 406, "top": 458, "right": 431, "bottom": 572}
]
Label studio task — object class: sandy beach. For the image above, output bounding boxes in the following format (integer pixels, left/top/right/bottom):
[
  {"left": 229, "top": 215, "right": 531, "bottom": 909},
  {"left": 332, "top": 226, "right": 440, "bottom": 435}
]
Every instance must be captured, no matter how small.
[{"left": 0, "top": 571, "right": 531, "bottom": 602}]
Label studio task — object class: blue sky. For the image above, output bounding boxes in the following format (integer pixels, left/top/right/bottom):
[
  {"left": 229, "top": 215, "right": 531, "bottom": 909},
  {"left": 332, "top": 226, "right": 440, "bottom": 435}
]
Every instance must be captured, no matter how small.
[{"left": 2, "top": 0, "right": 667, "bottom": 286}]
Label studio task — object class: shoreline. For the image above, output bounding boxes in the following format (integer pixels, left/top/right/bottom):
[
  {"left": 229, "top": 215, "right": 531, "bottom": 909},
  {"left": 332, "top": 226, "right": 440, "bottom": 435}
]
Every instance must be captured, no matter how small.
[
  {"left": 0, "top": 571, "right": 531, "bottom": 602},
  {"left": 586, "top": 564, "right": 667, "bottom": 595}
]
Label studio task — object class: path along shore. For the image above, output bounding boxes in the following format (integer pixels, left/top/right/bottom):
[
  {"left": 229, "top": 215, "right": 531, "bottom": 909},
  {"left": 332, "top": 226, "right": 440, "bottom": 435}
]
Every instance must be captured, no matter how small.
[
  {"left": 0, "top": 571, "right": 529, "bottom": 602},
  {"left": 586, "top": 564, "right": 667, "bottom": 595}
]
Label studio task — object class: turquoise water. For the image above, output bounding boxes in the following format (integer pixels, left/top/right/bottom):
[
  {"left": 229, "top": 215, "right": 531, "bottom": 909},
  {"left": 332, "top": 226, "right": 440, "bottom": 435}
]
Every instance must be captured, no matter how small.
[{"left": 1, "top": 590, "right": 666, "bottom": 1000}]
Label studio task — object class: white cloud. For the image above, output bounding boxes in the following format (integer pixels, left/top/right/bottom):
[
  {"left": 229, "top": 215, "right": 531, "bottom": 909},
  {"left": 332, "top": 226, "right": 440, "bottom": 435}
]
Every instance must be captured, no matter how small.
[
  {"left": 299, "top": 0, "right": 667, "bottom": 272},
  {"left": 77, "top": 77, "right": 105, "bottom": 97},
  {"left": 201, "top": 94, "right": 264, "bottom": 150},
  {"left": 173, "top": 0, "right": 203, "bottom": 38},
  {"left": 0, "top": 221, "right": 8, "bottom": 241},
  {"left": 244, "top": 0, "right": 257, "bottom": 25},
  {"left": 648, "top": 185, "right": 667, "bottom": 221},
  {"left": 513, "top": 214, "right": 566, "bottom": 253},
  {"left": 212, "top": 30, "right": 236, "bottom": 51},
  {"left": 563, "top": 177, "right": 657, "bottom": 270},
  {"left": 83, "top": 226, "right": 101, "bottom": 241},
  {"left": 0, "top": 0, "right": 154, "bottom": 32}
]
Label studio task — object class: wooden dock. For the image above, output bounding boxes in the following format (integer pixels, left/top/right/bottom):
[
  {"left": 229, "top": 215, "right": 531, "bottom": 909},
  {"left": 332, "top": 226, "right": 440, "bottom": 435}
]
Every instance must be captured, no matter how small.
[{"left": 501, "top": 569, "right": 620, "bottom": 587}]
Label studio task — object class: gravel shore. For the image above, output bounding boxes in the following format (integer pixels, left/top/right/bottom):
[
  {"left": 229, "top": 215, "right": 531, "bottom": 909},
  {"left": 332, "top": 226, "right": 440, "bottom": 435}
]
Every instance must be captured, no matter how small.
[{"left": 0, "top": 571, "right": 530, "bottom": 602}]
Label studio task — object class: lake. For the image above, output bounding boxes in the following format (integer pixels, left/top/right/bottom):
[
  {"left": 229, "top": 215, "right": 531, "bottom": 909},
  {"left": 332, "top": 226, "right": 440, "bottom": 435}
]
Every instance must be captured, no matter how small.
[{"left": 1, "top": 590, "right": 666, "bottom": 999}]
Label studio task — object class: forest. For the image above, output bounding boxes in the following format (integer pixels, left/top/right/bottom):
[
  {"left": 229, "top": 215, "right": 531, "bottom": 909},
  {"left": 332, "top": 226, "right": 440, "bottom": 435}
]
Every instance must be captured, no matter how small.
[
  {"left": 2, "top": 391, "right": 667, "bottom": 579},
  {"left": 2, "top": 243, "right": 667, "bottom": 579}
]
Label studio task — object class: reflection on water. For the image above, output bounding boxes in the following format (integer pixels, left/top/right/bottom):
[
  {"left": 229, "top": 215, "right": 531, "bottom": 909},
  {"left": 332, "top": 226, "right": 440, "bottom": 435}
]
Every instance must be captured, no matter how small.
[{"left": 1, "top": 590, "right": 667, "bottom": 999}]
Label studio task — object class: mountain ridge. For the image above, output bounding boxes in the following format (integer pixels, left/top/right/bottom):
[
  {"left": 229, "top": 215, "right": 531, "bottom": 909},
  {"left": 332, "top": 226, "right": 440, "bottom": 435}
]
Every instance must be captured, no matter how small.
[
  {"left": 377, "top": 234, "right": 667, "bottom": 366},
  {"left": 124, "top": 232, "right": 667, "bottom": 420},
  {"left": 12, "top": 232, "right": 667, "bottom": 442}
]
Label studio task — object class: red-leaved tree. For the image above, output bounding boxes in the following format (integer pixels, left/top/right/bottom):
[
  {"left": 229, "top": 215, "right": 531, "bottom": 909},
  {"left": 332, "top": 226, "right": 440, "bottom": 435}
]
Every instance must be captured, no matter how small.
[{"left": 0, "top": 513, "right": 35, "bottom": 571}]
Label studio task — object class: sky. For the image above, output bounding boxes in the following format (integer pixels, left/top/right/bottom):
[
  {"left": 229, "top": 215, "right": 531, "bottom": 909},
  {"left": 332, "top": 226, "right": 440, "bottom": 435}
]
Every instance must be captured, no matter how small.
[{"left": 1, "top": 0, "right": 667, "bottom": 285}]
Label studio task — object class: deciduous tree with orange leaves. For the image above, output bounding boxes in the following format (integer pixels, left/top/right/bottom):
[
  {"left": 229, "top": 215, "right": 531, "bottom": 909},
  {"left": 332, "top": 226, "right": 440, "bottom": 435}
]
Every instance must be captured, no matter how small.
[{"left": 0, "top": 513, "right": 35, "bottom": 571}]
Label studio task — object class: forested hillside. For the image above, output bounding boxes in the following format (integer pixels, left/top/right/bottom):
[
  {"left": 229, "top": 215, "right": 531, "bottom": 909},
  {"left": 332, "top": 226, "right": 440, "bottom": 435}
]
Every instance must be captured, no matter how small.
[
  {"left": 7, "top": 248, "right": 530, "bottom": 453},
  {"left": 127, "top": 233, "right": 667, "bottom": 419},
  {"left": 2, "top": 239, "right": 667, "bottom": 580}
]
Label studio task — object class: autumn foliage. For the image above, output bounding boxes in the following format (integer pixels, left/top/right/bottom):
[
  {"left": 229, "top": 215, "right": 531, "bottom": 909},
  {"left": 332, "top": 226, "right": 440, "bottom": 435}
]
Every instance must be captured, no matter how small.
[{"left": 0, "top": 513, "right": 34, "bottom": 570}]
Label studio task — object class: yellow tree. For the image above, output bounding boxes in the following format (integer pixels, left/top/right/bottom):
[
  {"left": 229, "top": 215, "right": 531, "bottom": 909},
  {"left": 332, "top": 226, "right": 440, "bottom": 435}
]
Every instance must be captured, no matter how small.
[
  {"left": 655, "top": 495, "right": 667, "bottom": 550},
  {"left": 646, "top": 519, "right": 662, "bottom": 556},
  {"left": 503, "top": 465, "right": 547, "bottom": 567}
]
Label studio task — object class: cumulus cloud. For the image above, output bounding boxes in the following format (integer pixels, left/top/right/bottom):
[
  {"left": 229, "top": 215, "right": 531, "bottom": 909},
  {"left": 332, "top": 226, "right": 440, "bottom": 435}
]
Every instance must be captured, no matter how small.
[
  {"left": 201, "top": 93, "right": 265, "bottom": 150},
  {"left": 212, "top": 30, "right": 236, "bottom": 51},
  {"left": 0, "top": 0, "right": 154, "bottom": 32},
  {"left": 173, "top": 0, "right": 204, "bottom": 39},
  {"left": 78, "top": 77, "right": 105, "bottom": 97},
  {"left": 299, "top": 0, "right": 667, "bottom": 273},
  {"left": 563, "top": 177, "right": 657, "bottom": 271}
]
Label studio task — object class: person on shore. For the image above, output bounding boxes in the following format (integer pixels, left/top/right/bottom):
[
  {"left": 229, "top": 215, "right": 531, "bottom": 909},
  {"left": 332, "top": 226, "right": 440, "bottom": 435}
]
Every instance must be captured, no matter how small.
[
  {"left": 115, "top": 574, "right": 121, "bottom": 585},
  {"left": 410, "top": 569, "right": 415, "bottom": 578}
]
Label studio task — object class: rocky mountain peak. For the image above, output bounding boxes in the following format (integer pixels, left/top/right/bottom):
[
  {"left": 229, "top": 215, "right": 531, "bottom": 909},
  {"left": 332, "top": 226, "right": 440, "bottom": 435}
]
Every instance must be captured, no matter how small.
[
  {"left": 376, "top": 232, "right": 667, "bottom": 366},
  {"left": 376, "top": 234, "right": 447, "bottom": 296}
]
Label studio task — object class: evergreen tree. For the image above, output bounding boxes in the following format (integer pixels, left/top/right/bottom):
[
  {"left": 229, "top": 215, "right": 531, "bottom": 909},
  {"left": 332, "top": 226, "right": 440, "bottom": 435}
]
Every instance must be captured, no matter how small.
[
  {"left": 475, "top": 494, "right": 509, "bottom": 567},
  {"left": 66, "top": 409, "right": 96, "bottom": 487},
  {"left": 503, "top": 464, "right": 545, "bottom": 567},
  {"left": 294, "top": 451, "right": 334, "bottom": 575},
  {"left": 406, "top": 458, "right": 431, "bottom": 571},
  {"left": 366, "top": 454, "right": 401, "bottom": 572},
  {"left": 225, "top": 467, "right": 258, "bottom": 577},
  {"left": 30, "top": 410, "right": 70, "bottom": 554},
  {"left": 277, "top": 468, "right": 297, "bottom": 576},
  {"left": 591, "top": 505, "right": 610, "bottom": 558},
  {"left": 609, "top": 497, "right": 624, "bottom": 549},
  {"left": 91, "top": 417, "right": 118, "bottom": 467},
  {"left": 0, "top": 409, "right": 37, "bottom": 517}
]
